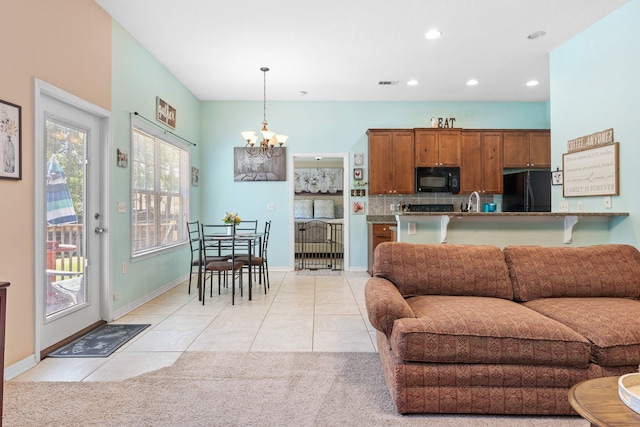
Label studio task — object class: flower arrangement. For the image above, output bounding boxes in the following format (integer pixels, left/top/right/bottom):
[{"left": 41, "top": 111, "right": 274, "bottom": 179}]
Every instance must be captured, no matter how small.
[{"left": 222, "top": 212, "right": 241, "bottom": 225}]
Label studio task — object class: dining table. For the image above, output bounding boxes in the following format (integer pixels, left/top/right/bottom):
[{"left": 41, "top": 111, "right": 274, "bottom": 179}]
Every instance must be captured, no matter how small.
[{"left": 198, "top": 232, "right": 264, "bottom": 303}]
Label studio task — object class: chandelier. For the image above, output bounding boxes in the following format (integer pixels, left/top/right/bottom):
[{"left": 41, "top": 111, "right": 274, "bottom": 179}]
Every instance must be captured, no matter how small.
[{"left": 241, "top": 67, "right": 288, "bottom": 158}]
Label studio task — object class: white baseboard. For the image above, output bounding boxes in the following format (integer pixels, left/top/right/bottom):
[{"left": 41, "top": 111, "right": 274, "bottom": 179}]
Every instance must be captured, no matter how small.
[
  {"left": 112, "top": 275, "right": 186, "bottom": 321},
  {"left": 5, "top": 354, "right": 39, "bottom": 381}
]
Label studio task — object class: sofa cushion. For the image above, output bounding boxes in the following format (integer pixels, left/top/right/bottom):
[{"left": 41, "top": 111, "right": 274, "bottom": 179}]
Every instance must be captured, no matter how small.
[
  {"left": 374, "top": 243, "right": 513, "bottom": 299},
  {"left": 390, "top": 295, "right": 591, "bottom": 368},
  {"left": 377, "top": 331, "right": 637, "bottom": 415},
  {"left": 504, "top": 244, "right": 640, "bottom": 302},
  {"left": 523, "top": 297, "right": 640, "bottom": 367}
]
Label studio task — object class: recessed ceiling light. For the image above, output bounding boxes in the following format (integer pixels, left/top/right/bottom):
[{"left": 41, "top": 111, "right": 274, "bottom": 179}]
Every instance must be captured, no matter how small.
[
  {"left": 425, "top": 29, "right": 442, "bottom": 40},
  {"left": 466, "top": 79, "right": 479, "bottom": 86},
  {"left": 526, "top": 80, "right": 539, "bottom": 87},
  {"left": 527, "top": 31, "right": 547, "bottom": 40},
  {"left": 407, "top": 79, "right": 420, "bottom": 86}
]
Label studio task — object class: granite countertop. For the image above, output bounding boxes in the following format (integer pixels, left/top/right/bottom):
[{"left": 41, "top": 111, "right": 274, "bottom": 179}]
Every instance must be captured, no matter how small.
[
  {"left": 366, "top": 215, "right": 396, "bottom": 223},
  {"left": 367, "top": 212, "right": 628, "bottom": 222},
  {"left": 395, "top": 211, "right": 629, "bottom": 217}
]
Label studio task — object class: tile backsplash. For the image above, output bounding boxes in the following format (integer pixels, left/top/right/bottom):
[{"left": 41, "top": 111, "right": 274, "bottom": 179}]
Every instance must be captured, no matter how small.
[{"left": 365, "top": 193, "right": 500, "bottom": 215}]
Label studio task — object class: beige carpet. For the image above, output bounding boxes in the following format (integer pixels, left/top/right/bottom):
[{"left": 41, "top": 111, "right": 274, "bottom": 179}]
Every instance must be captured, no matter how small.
[{"left": 4, "top": 352, "right": 588, "bottom": 427}]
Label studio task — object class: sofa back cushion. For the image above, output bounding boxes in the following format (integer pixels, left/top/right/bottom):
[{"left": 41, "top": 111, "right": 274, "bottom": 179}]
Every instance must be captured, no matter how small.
[
  {"left": 504, "top": 244, "right": 640, "bottom": 302},
  {"left": 373, "top": 242, "right": 513, "bottom": 299}
]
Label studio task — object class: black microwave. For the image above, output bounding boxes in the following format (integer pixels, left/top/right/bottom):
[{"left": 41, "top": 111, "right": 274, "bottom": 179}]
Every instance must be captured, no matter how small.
[{"left": 415, "top": 167, "right": 460, "bottom": 194}]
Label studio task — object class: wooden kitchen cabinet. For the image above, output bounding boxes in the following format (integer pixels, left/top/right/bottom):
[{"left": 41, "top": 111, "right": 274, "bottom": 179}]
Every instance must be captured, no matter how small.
[
  {"left": 368, "top": 130, "right": 415, "bottom": 195},
  {"left": 368, "top": 223, "right": 394, "bottom": 275},
  {"left": 503, "top": 130, "right": 551, "bottom": 168},
  {"left": 460, "top": 131, "right": 503, "bottom": 194},
  {"left": 415, "top": 129, "right": 461, "bottom": 167}
]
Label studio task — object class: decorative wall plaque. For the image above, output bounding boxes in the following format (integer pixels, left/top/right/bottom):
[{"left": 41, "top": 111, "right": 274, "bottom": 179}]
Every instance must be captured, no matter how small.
[{"left": 156, "top": 97, "right": 177, "bottom": 129}]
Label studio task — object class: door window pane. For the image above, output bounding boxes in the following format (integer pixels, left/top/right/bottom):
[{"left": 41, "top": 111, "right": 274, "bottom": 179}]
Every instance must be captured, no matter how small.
[{"left": 45, "top": 119, "right": 86, "bottom": 316}]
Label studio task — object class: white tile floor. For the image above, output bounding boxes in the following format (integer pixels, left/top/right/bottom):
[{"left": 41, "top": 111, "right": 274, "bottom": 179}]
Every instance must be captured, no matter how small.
[{"left": 12, "top": 270, "right": 377, "bottom": 382}]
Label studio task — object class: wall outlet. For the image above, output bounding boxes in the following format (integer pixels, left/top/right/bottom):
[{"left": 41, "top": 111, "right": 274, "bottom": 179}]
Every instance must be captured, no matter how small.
[
  {"left": 113, "top": 293, "right": 119, "bottom": 300},
  {"left": 267, "top": 203, "right": 275, "bottom": 211},
  {"left": 604, "top": 196, "right": 612, "bottom": 209},
  {"left": 122, "top": 262, "right": 127, "bottom": 274},
  {"left": 117, "top": 201, "right": 126, "bottom": 213},
  {"left": 408, "top": 222, "right": 417, "bottom": 235},
  {"left": 577, "top": 201, "right": 584, "bottom": 212},
  {"left": 559, "top": 201, "right": 569, "bottom": 212}
]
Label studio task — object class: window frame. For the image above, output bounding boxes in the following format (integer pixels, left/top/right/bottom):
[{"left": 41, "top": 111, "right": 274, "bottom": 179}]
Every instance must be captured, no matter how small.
[{"left": 130, "top": 118, "right": 189, "bottom": 258}]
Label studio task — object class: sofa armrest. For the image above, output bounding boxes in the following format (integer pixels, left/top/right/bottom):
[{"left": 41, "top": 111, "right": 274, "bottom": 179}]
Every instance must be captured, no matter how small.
[{"left": 365, "top": 277, "right": 415, "bottom": 337}]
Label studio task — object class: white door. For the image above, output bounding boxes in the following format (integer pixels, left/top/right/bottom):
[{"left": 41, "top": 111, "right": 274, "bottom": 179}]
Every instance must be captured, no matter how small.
[{"left": 36, "top": 81, "right": 110, "bottom": 351}]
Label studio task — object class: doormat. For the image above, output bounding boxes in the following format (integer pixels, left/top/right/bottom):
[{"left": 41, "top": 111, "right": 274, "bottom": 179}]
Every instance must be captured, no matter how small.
[{"left": 47, "top": 324, "right": 150, "bottom": 358}]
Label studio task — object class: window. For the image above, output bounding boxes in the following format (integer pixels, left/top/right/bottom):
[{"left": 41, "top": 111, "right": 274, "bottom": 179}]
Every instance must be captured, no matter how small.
[{"left": 131, "top": 121, "right": 189, "bottom": 256}]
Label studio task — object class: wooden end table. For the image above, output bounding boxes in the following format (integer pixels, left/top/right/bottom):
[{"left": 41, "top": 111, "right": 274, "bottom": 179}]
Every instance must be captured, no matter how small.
[{"left": 568, "top": 376, "right": 640, "bottom": 427}]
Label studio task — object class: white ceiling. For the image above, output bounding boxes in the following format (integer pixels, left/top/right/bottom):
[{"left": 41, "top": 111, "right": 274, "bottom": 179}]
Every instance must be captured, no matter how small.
[{"left": 95, "top": 0, "right": 628, "bottom": 102}]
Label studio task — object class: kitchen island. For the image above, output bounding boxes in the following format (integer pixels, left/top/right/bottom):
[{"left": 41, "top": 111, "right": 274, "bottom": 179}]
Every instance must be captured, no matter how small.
[{"left": 384, "top": 211, "right": 629, "bottom": 246}]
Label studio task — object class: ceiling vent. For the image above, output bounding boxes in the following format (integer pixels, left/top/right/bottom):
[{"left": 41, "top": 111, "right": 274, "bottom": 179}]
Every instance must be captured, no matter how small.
[{"left": 378, "top": 80, "right": 399, "bottom": 86}]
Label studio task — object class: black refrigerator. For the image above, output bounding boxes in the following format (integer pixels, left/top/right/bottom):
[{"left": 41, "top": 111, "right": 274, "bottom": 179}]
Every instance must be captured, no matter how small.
[{"left": 502, "top": 171, "right": 551, "bottom": 212}]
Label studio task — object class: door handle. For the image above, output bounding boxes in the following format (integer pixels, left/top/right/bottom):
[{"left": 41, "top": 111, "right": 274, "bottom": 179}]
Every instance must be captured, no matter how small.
[{"left": 95, "top": 227, "right": 106, "bottom": 234}]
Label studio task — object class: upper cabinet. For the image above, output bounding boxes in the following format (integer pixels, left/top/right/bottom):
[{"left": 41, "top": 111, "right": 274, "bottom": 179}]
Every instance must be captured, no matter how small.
[
  {"left": 460, "top": 131, "right": 503, "bottom": 194},
  {"left": 415, "top": 129, "right": 461, "bottom": 167},
  {"left": 503, "top": 130, "right": 551, "bottom": 168},
  {"left": 368, "top": 130, "right": 415, "bottom": 195}
]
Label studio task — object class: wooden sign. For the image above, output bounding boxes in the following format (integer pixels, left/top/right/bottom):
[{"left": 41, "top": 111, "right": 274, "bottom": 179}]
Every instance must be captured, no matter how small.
[
  {"left": 562, "top": 143, "right": 619, "bottom": 197},
  {"left": 567, "top": 128, "right": 613, "bottom": 152},
  {"left": 430, "top": 117, "right": 457, "bottom": 128},
  {"left": 156, "top": 97, "right": 176, "bottom": 129}
]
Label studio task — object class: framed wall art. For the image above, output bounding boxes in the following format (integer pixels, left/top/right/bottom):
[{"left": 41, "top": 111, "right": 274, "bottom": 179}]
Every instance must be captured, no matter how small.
[
  {"left": 233, "top": 147, "right": 286, "bottom": 181},
  {"left": 294, "top": 167, "right": 343, "bottom": 195},
  {"left": 117, "top": 149, "right": 128, "bottom": 168},
  {"left": 353, "top": 168, "right": 363, "bottom": 181},
  {"left": 562, "top": 143, "right": 619, "bottom": 197},
  {"left": 191, "top": 167, "right": 200, "bottom": 186},
  {"left": 0, "top": 99, "right": 22, "bottom": 180}
]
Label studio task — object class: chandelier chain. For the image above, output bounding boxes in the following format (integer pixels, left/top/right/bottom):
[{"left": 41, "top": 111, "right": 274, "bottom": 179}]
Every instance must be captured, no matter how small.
[{"left": 241, "top": 66, "right": 287, "bottom": 159}]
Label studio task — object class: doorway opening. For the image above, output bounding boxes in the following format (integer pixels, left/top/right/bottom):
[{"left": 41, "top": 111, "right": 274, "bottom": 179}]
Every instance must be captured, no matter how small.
[{"left": 289, "top": 153, "right": 349, "bottom": 272}]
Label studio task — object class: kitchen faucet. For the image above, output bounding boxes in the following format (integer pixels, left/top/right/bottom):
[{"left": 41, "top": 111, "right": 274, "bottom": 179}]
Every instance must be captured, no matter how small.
[{"left": 468, "top": 191, "right": 481, "bottom": 213}]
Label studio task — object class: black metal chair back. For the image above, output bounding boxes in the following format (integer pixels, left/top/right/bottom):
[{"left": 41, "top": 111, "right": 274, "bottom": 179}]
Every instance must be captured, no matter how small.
[
  {"left": 236, "top": 219, "right": 258, "bottom": 234},
  {"left": 187, "top": 220, "right": 201, "bottom": 294},
  {"left": 200, "top": 223, "right": 245, "bottom": 305}
]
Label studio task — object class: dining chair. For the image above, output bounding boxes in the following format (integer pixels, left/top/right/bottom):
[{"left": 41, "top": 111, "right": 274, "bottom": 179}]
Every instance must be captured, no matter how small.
[
  {"left": 235, "top": 220, "right": 271, "bottom": 294},
  {"left": 187, "top": 220, "right": 231, "bottom": 295},
  {"left": 201, "top": 223, "right": 245, "bottom": 305},
  {"left": 187, "top": 220, "right": 202, "bottom": 295},
  {"left": 236, "top": 219, "right": 258, "bottom": 233}
]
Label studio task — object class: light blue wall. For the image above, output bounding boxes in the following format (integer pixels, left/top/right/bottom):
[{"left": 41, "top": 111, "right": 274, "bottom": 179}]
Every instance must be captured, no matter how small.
[
  {"left": 111, "top": 22, "right": 201, "bottom": 311},
  {"left": 200, "top": 101, "right": 549, "bottom": 269},
  {"left": 550, "top": 0, "right": 640, "bottom": 245},
  {"left": 107, "top": 1, "right": 639, "bottom": 312}
]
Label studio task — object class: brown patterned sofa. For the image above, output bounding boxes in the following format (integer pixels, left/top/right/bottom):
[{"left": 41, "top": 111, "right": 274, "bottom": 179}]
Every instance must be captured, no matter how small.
[{"left": 365, "top": 242, "right": 640, "bottom": 415}]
